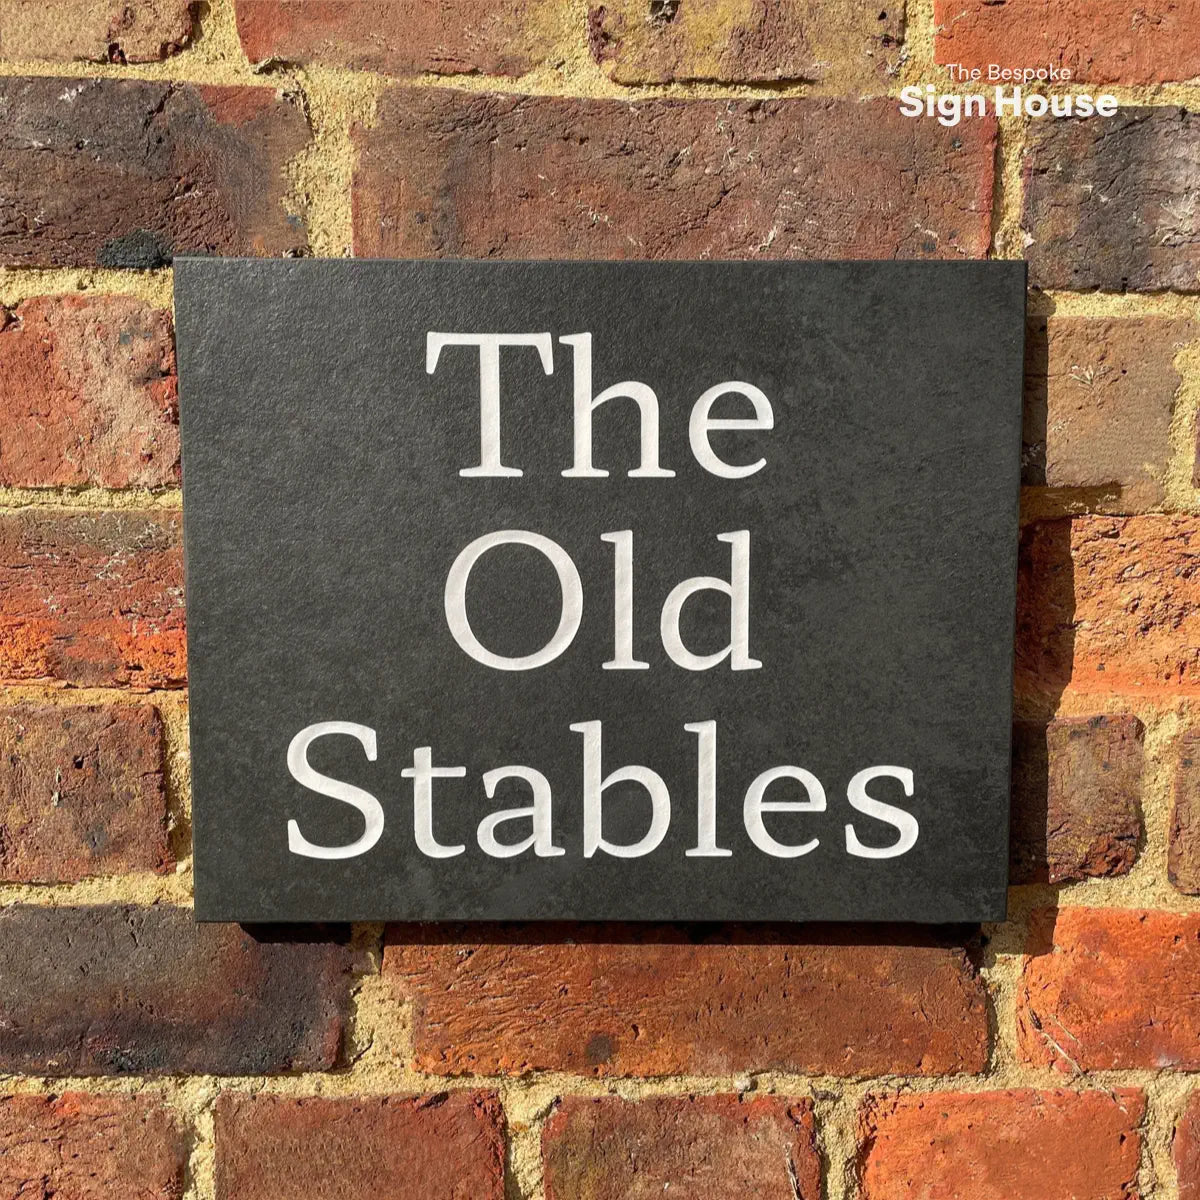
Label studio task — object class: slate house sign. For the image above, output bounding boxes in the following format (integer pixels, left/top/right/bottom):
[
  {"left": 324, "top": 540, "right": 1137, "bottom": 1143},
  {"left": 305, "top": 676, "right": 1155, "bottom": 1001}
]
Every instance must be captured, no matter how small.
[{"left": 176, "top": 258, "right": 1025, "bottom": 924}]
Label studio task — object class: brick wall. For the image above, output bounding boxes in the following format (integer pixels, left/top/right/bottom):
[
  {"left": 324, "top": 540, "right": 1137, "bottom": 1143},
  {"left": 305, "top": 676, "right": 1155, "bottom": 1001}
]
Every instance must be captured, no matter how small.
[{"left": 0, "top": 1, "right": 1198, "bottom": 1196}]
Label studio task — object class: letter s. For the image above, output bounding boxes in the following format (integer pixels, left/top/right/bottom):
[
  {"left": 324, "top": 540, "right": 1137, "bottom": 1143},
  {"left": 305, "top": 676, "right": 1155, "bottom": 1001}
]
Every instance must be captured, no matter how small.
[
  {"left": 898, "top": 85, "right": 924, "bottom": 117},
  {"left": 844, "top": 766, "right": 919, "bottom": 859},
  {"left": 286, "top": 721, "right": 383, "bottom": 859}
]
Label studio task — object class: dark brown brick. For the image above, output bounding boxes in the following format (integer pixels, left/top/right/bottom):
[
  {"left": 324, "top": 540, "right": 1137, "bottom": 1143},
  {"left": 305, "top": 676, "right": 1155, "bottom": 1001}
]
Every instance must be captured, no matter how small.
[
  {"left": 0, "top": 510, "right": 185, "bottom": 688},
  {"left": 1023, "top": 317, "right": 1197, "bottom": 509},
  {"left": 0, "top": 906, "right": 359, "bottom": 1075},
  {"left": 0, "top": 1092, "right": 188, "bottom": 1200},
  {"left": 1170, "top": 731, "right": 1200, "bottom": 894},
  {"left": 384, "top": 925, "right": 987, "bottom": 1077},
  {"left": 235, "top": 0, "right": 557, "bottom": 75},
  {"left": 0, "top": 704, "right": 169, "bottom": 882},
  {"left": 0, "top": 77, "right": 309, "bottom": 268},
  {"left": 1022, "top": 108, "right": 1200, "bottom": 292},
  {"left": 0, "top": 0, "right": 193, "bottom": 62},
  {"left": 860, "top": 1089, "right": 1145, "bottom": 1200},
  {"left": 353, "top": 90, "right": 995, "bottom": 261},
  {"left": 0, "top": 295, "right": 178, "bottom": 488},
  {"left": 214, "top": 1092, "right": 506, "bottom": 1200},
  {"left": 1010, "top": 715, "right": 1144, "bottom": 884},
  {"left": 589, "top": 0, "right": 904, "bottom": 86},
  {"left": 543, "top": 1095, "right": 820, "bottom": 1200}
]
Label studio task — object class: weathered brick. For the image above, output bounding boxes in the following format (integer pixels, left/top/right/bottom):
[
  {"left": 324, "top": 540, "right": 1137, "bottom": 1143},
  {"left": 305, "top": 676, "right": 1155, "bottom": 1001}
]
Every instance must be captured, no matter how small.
[
  {"left": 0, "top": 0, "right": 192, "bottom": 61},
  {"left": 1170, "top": 732, "right": 1200, "bottom": 894},
  {"left": 859, "top": 1089, "right": 1144, "bottom": 1200},
  {"left": 1018, "top": 908, "right": 1200, "bottom": 1071},
  {"left": 543, "top": 1095, "right": 820, "bottom": 1200},
  {"left": 384, "top": 925, "right": 987, "bottom": 1077},
  {"left": 589, "top": 0, "right": 904, "bottom": 86},
  {"left": 0, "top": 704, "right": 169, "bottom": 882},
  {"left": 214, "top": 1092, "right": 506, "bottom": 1200},
  {"left": 1023, "top": 317, "right": 1197, "bottom": 509},
  {"left": 0, "top": 77, "right": 309, "bottom": 268},
  {"left": 235, "top": 0, "right": 556, "bottom": 75},
  {"left": 1022, "top": 108, "right": 1200, "bottom": 292},
  {"left": 0, "top": 296, "right": 178, "bottom": 488},
  {"left": 1177, "top": 1092, "right": 1200, "bottom": 1199},
  {"left": 0, "top": 510, "right": 185, "bottom": 688},
  {"left": 0, "top": 1092, "right": 188, "bottom": 1200},
  {"left": 935, "top": 0, "right": 1200, "bottom": 84},
  {"left": 1010, "top": 715, "right": 1144, "bottom": 884},
  {"left": 353, "top": 90, "right": 995, "bottom": 261},
  {"left": 1016, "top": 516, "right": 1200, "bottom": 696},
  {"left": 0, "top": 905, "right": 358, "bottom": 1075}
]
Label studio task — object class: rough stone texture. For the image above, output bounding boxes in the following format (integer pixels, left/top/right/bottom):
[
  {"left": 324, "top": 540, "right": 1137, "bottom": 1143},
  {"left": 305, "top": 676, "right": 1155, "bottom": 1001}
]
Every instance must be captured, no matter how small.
[
  {"left": 1023, "top": 316, "right": 1197, "bottom": 509},
  {"left": 0, "top": 0, "right": 193, "bottom": 62},
  {"left": 0, "top": 295, "right": 179, "bottom": 488},
  {"left": 543, "top": 1095, "right": 820, "bottom": 1200},
  {"left": 0, "top": 905, "right": 358, "bottom": 1075},
  {"left": 1018, "top": 908, "right": 1200, "bottom": 1071},
  {"left": 214, "top": 1093, "right": 506, "bottom": 1200},
  {"left": 859, "top": 1089, "right": 1145, "bottom": 1200},
  {"left": 934, "top": 0, "right": 1200, "bottom": 84},
  {"left": 0, "top": 510, "right": 185, "bottom": 688},
  {"left": 235, "top": 0, "right": 556, "bottom": 75},
  {"left": 0, "top": 77, "right": 310, "bottom": 268},
  {"left": 1170, "top": 732, "right": 1200, "bottom": 894},
  {"left": 1015, "top": 516, "right": 1200, "bottom": 696},
  {"left": 1010, "top": 715, "right": 1144, "bottom": 884},
  {"left": 1177, "top": 1092, "right": 1200, "bottom": 1200},
  {"left": 384, "top": 925, "right": 988, "bottom": 1077},
  {"left": 0, "top": 703, "right": 169, "bottom": 882},
  {"left": 353, "top": 90, "right": 995, "bottom": 261},
  {"left": 1022, "top": 108, "right": 1200, "bottom": 292},
  {"left": 0, "top": 1092, "right": 188, "bottom": 1200},
  {"left": 588, "top": 0, "right": 904, "bottom": 86}
]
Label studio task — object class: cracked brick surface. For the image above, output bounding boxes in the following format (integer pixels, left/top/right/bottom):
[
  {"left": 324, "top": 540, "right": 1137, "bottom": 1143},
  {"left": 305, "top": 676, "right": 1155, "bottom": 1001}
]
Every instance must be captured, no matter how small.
[{"left": 353, "top": 91, "right": 995, "bottom": 261}]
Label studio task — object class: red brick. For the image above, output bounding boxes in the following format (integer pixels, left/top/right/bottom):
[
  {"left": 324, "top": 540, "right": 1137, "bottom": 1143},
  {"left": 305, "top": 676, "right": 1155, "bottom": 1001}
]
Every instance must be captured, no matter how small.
[
  {"left": 935, "top": 0, "right": 1200, "bottom": 84},
  {"left": 1176, "top": 1092, "right": 1200, "bottom": 1199},
  {"left": 353, "top": 90, "right": 995, "bottom": 261},
  {"left": 589, "top": 0, "right": 904, "bottom": 85},
  {"left": 0, "top": 296, "right": 178, "bottom": 488},
  {"left": 1018, "top": 908, "right": 1200, "bottom": 1071},
  {"left": 384, "top": 925, "right": 987, "bottom": 1077},
  {"left": 214, "top": 1092, "right": 505, "bottom": 1200},
  {"left": 1010, "top": 716, "right": 1144, "bottom": 884},
  {"left": 1170, "top": 732, "right": 1200, "bottom": 894},
  {"left": 0, "top": 1092, "right": 187, "bottom": 1200},
  {"left": 543, "top": 1095, "right": 820, "bottom": 1200},
  {"left": 0, "top": 905, "right": 359, "bottom": 1075},
  {"left": 1022, "top": 108, "right": 1200, "bottom": 292},
  {"left": 1016, "top": 516, "right": 1200, "bottom": 697},
  {"left": 0, "top": 0, "right": 193, "bottom": 61},
  {"left": 235, "top": 0, "right": 556, "bottom": 75},
  {"left": 0, "top": 77, "right": 309, "bottom": 268},
  {"left": 1023, "top": 317, "right": 1197, "bottom": 510},
  {"left": 0, "top": 510, "right": 185, "bottom": 689},
  {"left": 0, "top": 704, "right": 169, "bottom": 882},
  {"left": 859, "top": 1089, "right": 1144, "bottom": 1200}
]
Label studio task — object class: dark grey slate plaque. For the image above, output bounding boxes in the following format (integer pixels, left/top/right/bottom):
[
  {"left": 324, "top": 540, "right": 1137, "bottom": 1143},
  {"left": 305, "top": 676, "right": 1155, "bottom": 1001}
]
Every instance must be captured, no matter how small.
[{"left": 176, "top": 258, "right": 1024, "bottom": 923}]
